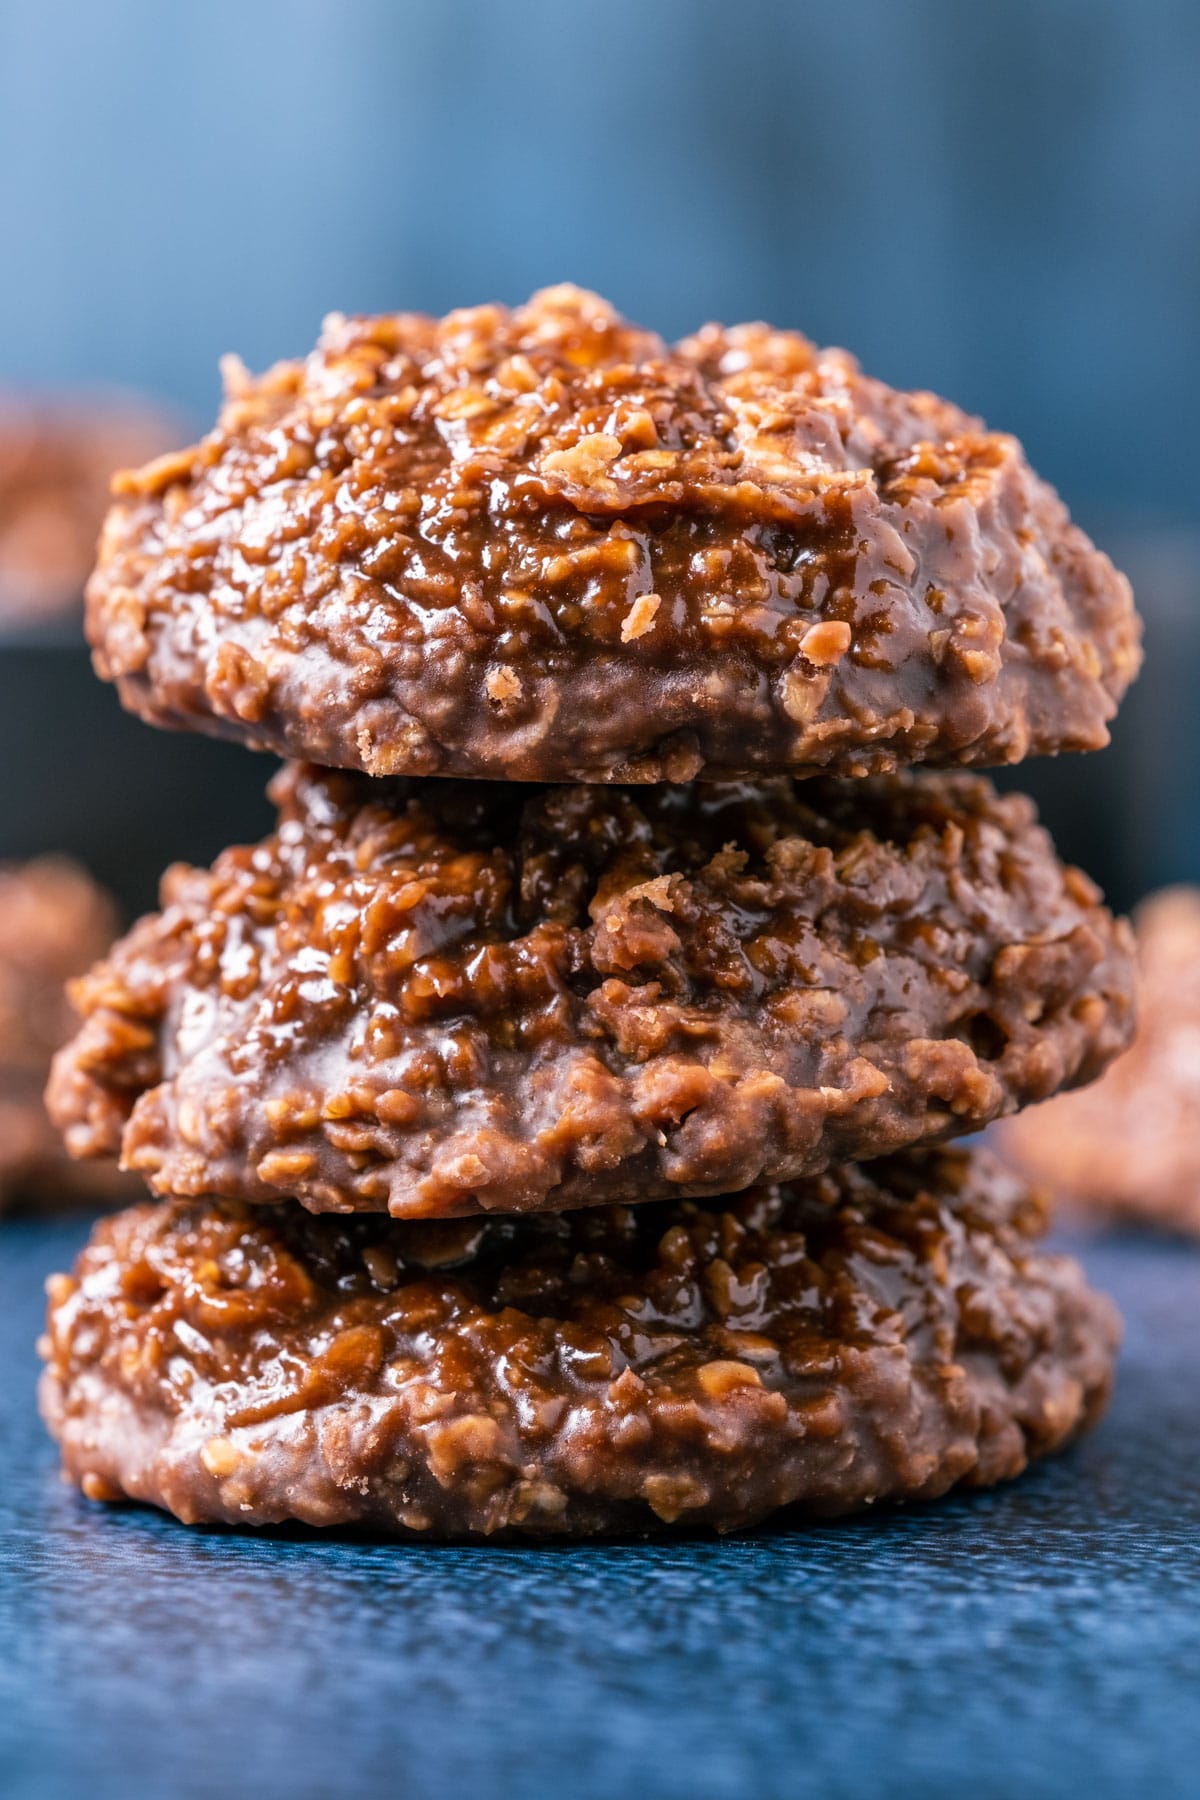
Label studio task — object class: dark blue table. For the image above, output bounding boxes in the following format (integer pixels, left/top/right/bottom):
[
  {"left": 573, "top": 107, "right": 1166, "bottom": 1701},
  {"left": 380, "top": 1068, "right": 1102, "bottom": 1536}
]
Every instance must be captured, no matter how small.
[{"left": 3, "top": 1215, "right": 1198, "bottom": 1800}]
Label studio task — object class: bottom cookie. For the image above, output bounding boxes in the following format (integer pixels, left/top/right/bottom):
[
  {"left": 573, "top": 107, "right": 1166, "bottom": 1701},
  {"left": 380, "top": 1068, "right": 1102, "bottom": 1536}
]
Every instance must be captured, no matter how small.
[{"left": 39, "top": 1148, "right": 1118, "bottom": 1538}]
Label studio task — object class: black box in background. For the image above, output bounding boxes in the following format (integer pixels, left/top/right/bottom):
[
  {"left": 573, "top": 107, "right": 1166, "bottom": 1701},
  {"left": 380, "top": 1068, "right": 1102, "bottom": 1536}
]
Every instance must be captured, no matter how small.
[{"left": 0, "top": 633, "right": 273, "bottom": 917}]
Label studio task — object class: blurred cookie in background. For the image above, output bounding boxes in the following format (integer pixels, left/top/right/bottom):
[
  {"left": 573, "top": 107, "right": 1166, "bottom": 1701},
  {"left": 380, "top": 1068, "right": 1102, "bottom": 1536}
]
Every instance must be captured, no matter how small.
[
  {"left": 0, "top": 857, "right": 137, "bottom": 1213},
  {"left": 0, "top": 395, "right": 177, "bottom": 629},
  {"left": 1000, "top": 887, "right": 1200, "bottom": 1235}
]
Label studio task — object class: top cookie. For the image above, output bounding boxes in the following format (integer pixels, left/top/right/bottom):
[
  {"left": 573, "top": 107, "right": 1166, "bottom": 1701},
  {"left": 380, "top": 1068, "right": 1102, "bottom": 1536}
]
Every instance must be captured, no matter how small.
[{"left": 87, "top": 286, "right": 1139, "bottom": 784}]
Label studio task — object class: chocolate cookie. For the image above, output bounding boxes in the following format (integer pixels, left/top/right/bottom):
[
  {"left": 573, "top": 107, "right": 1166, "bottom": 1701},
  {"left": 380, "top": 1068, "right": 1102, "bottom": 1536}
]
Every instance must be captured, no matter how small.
[
  {"left": 38, "top": 1147, "right": 1118, "bottom": 1538},
  {"left": 1001, "top": 887, "right": 1200, "bottom": 1234},
  {"left": 0, "top": 858, "right": 134, "bottom": 1212},
  {"left": 48, "top": 765, "right": 1136, "bottom": 1220},
  {"left": 85, "top": 285, "right": 1139, "bottom": 783},
  {"left": 0, "top": 394, "right": 174, "bottom": 624}
]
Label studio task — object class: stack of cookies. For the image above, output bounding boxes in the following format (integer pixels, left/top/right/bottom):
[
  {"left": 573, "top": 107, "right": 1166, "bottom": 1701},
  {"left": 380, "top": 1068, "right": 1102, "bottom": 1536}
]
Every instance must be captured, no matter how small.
[{"left": 40, "top": 287, "right": 1141, "bottom": 1537}]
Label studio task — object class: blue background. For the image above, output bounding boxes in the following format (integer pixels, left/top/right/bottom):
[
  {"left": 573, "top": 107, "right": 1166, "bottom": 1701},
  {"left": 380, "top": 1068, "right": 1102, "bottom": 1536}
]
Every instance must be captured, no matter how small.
[{"left": 1, "top": 0, "right": 1196, "bottom": 530}]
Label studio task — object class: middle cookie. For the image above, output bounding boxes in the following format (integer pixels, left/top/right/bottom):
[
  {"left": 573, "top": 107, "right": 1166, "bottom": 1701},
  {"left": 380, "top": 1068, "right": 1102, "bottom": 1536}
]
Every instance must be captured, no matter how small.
[{"left": 49, "top": 766, "right": 1135, "bottom": 1219}]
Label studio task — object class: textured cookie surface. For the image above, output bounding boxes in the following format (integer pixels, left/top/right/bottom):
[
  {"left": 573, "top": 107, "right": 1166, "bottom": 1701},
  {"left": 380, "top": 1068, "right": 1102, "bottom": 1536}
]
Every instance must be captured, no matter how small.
[
  {"left": 48, "top": 765, "right": 1136, "bottom": 1220},
  {"left": 85, "top": 285, "right": 1140, "bottom": 782},
  {"left": 39, "top": 1148, "right": 1120, "bottom": 1538},
  {"left": 1002, "top": 887, "right": 1200, "bottom": 1234}
]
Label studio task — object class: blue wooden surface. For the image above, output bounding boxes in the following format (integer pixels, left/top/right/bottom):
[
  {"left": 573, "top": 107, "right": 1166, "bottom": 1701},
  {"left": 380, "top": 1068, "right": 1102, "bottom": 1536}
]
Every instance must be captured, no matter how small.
[{"left": 2, "top": 1215, "right": 1198, "bottom": 1800}]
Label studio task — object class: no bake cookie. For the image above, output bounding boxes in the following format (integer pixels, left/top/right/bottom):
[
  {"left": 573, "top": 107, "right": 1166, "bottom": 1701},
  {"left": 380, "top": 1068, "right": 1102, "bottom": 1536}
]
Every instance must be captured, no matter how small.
[
  {"left": 1001, "top": 887, "right": 1200, "bottom": 1233},
  {"left": 39, "top": 1147, "right": 1118, "bottom": 1537},
  {"left": 85, "top": 286, "right": 1139, "bottom": 781},
  {"left": 48, "top": 765, "right": 1136, "bottom": 1219}
]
